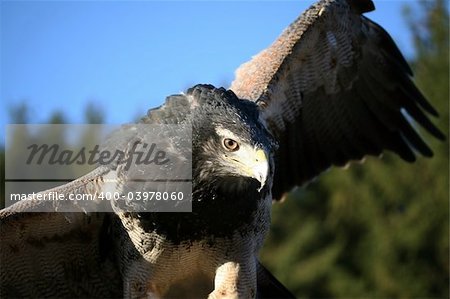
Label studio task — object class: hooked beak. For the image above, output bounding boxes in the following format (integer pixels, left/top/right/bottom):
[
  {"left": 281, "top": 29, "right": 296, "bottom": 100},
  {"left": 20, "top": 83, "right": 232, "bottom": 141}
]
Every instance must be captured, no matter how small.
[
  {"left": 230, "top": 147, "right": 269, "bottom": 192},
  {"left": 252, "top": 149, "right": 269, "bottom": 190}
]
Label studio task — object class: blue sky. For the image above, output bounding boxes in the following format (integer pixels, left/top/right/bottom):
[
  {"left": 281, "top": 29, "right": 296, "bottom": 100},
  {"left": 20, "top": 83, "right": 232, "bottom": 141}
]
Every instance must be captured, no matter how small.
[{"left": 1, "top": 1, "right": 418, "bottom": 144}]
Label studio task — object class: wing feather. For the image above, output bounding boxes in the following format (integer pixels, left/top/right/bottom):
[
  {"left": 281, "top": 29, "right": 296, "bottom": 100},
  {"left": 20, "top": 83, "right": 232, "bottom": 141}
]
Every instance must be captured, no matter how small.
[
  {"left": 0, "top": 168, "right": 123, "bottom": 298},
  {"left": 230, "top": 0, "right": 444, "bottom": 200}
]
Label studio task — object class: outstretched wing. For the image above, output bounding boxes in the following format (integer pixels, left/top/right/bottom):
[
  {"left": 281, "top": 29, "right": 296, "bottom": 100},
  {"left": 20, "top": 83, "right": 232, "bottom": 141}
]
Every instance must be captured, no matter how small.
[
  {"left": 230, "top": 0, "right": 444, "bottom": 200},
  {"left": 0, "top": 168, "right": 123, "bottom": 298},
  {"left": 1, "top": 95, "right": 193, "bottom": 297}
]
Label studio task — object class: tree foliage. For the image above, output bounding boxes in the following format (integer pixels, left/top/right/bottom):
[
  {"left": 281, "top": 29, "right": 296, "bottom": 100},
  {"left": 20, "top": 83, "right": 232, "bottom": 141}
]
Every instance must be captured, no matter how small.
[
  {"left": 0, "top": 105, "right": 105, "bottom": 209},
  {"left": 260, "top": 1, "right": 449, "bottom": 297}
]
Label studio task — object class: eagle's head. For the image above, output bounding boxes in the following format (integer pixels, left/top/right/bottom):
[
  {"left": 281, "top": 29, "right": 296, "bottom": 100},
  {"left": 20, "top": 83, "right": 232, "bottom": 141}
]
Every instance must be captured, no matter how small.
[{"left": 188, "top": 85, "right": 276, "bottom": 198}]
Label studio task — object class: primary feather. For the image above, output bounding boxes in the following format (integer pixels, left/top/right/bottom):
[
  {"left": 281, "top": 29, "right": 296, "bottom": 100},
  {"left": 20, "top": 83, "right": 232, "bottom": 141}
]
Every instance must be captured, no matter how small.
[{"left": 230, "top": 0, "right": 444, "bottom": 200}]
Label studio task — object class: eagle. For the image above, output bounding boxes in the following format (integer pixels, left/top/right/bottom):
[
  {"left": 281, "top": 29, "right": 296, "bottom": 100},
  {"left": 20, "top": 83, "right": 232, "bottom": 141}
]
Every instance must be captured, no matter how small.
[{"left": 0, "top": 0, "right": 444, "bottom": 298}]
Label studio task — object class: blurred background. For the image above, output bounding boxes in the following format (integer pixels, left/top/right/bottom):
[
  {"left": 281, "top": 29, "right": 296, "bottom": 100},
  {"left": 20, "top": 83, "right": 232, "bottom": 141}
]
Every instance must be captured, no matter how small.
[{"left": 1, "top": 0, "right": 448, "bottom": 297}]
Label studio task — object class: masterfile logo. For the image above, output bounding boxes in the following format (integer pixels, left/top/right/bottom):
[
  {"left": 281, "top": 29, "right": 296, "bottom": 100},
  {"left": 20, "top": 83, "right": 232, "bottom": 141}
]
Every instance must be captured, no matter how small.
[{"left": 5, "top": 124, "right": 192, "bottom": 212}]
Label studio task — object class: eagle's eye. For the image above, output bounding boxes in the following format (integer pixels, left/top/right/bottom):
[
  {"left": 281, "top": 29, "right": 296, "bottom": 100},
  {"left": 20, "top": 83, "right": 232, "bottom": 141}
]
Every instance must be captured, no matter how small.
[{"left": 223, "top": 138, "right": 240, "bottom": 152}]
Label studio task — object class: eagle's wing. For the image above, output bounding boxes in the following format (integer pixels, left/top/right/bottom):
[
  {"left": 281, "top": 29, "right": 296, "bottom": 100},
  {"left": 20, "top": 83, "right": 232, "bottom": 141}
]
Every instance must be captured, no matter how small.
[
  {"left": 1, "top": 101, "right": 192, "bottom": 297},
  {"left": 256, "top": 261, "right": 296, "bottom": 298},
  {"left": 230, "top": 0, "right": 444, "bottom": 200},
  {"left": 0, "top": 167, "right": 123, "bottom": 298}
]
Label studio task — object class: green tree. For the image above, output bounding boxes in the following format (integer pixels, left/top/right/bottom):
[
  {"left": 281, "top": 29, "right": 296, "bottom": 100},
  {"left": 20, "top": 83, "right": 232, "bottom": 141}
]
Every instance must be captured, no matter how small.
[
  {"left": 260, "top": 1, "right": 449, "bottom": 297},
  {"left": 84, "top": 102, "right": 104, "bottom": 124}
]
